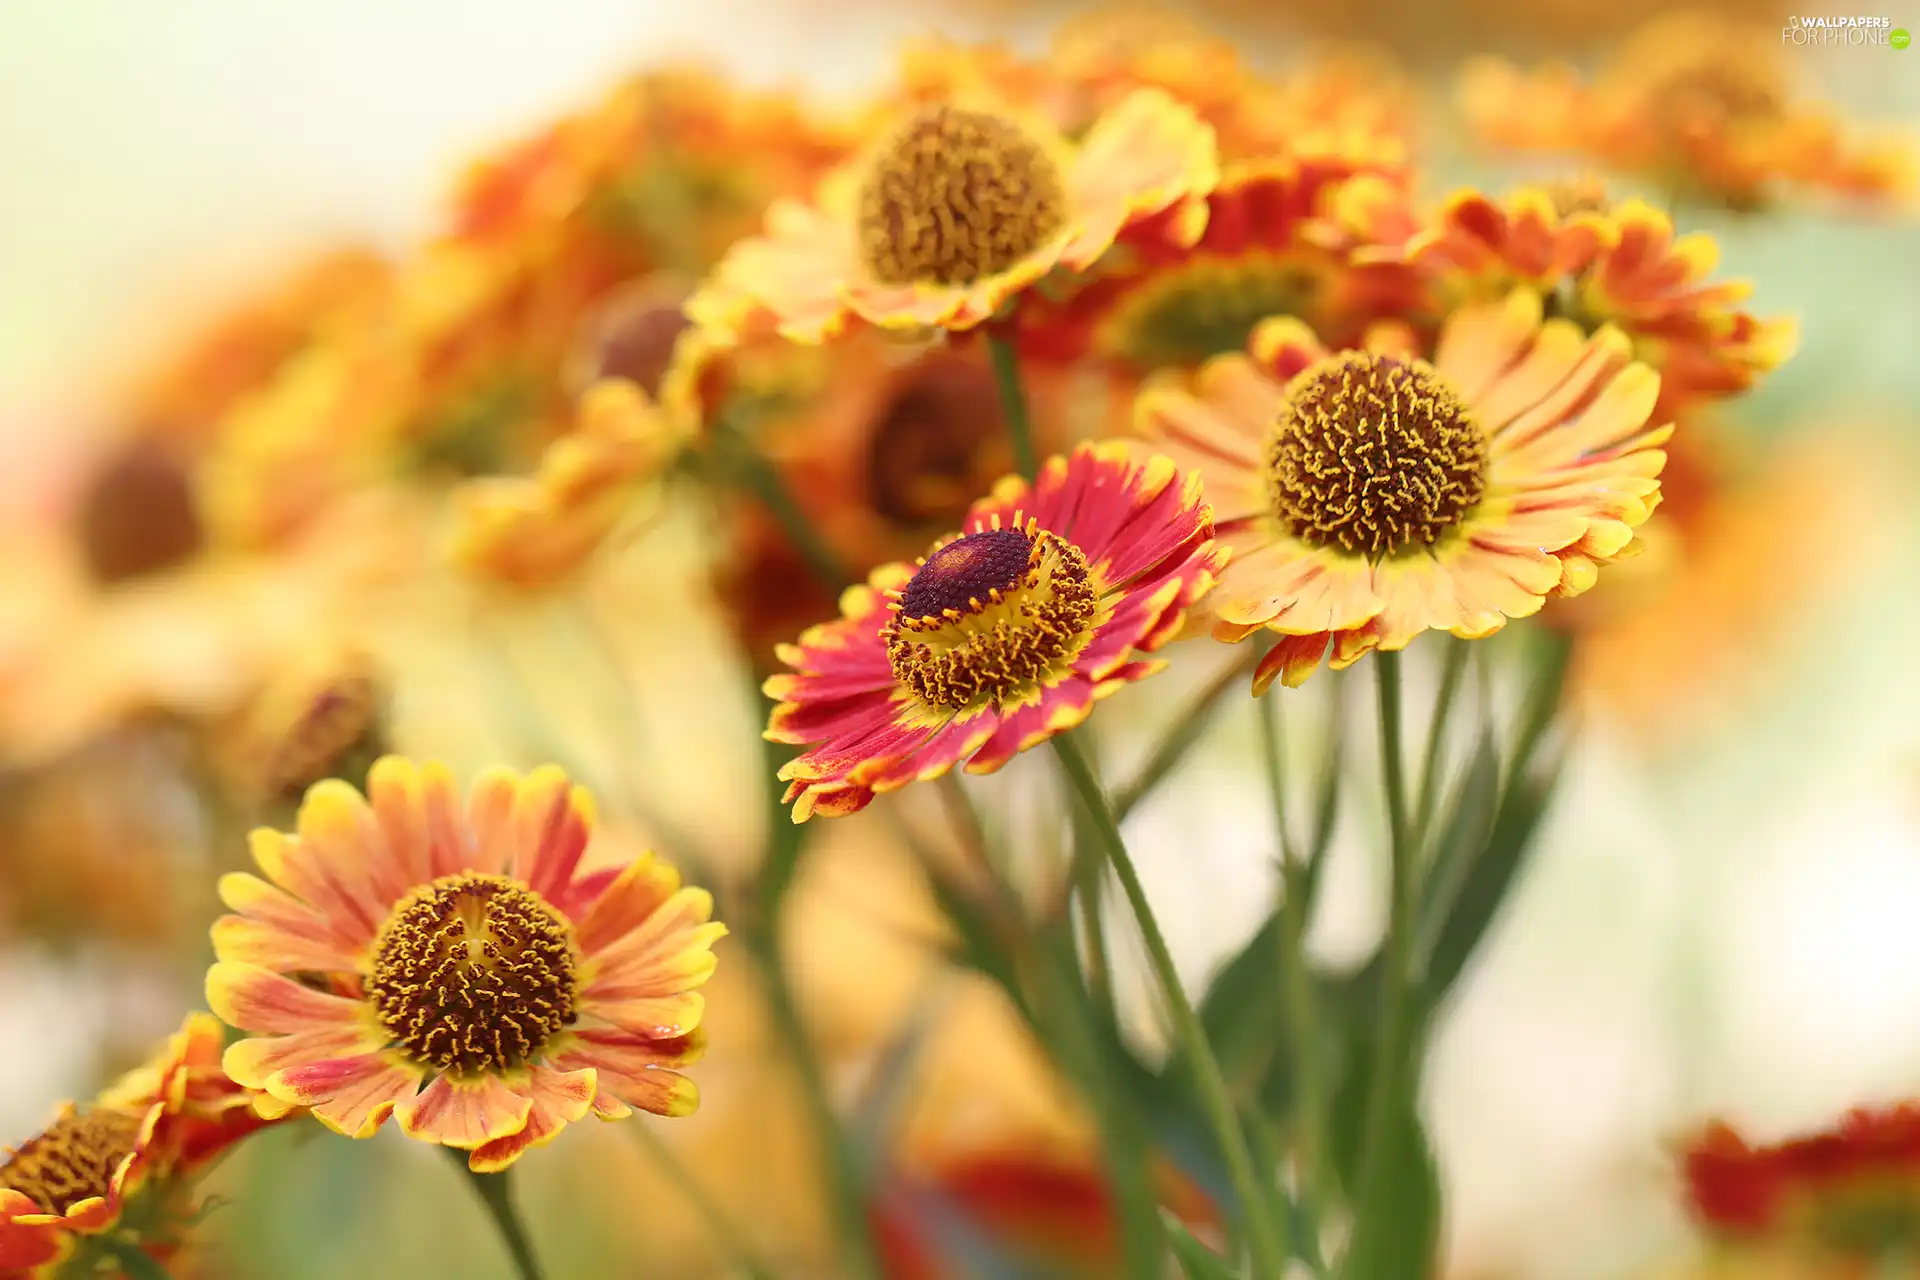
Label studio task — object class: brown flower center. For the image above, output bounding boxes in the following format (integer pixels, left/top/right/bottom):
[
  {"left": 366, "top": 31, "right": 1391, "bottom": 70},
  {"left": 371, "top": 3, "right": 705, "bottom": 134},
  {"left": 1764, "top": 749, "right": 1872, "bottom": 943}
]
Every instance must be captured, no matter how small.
[
  {"left": 866, "top": 357, "right": 1008, "bottom": 527},
  {"left": 367, "top": 873, "right": 578, "bottom": 1073},
  {"left": 76, "top": 442, "right": 204, "bottom": 584},
  {"left": 1266, "top": 350, "right": 1487, "bottom": 558},
  {"left": 857, "top": 105, "right": 1068, "bottom": 287},
  {"left": 0, "top": 1108, "right": 144, "bottom": 1214},
  {"left": 886, "top": 525, "right": 1099, "bottom": 712}
]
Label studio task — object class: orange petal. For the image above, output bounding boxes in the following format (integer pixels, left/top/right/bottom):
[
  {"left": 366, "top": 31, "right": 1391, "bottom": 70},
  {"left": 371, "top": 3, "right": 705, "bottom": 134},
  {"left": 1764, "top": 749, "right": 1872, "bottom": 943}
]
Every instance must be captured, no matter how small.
[
  {"left": 275, "top": 1051, "right": 424, "bottom": 1140},
  {"left": 224, "top": 1026, "right": 384, "bottom": 1090},
  {"left": 366, "top": 757, "right": 468, "bottom": 889},
  {"left": 466, "top": 1066, "right": 597, "bottom": 1173},
  {"left": 395, "top": 1073, "right": 534, "bottom": 1149},
  {"left": 206, "top": 962, "right": 365, "bottom": 1035},
  {"left": 550, "top": 1032, "right": 704, "bottom": 1120},
  {"left": 573, "top": 852, "right": 681, "bottom": 958}
]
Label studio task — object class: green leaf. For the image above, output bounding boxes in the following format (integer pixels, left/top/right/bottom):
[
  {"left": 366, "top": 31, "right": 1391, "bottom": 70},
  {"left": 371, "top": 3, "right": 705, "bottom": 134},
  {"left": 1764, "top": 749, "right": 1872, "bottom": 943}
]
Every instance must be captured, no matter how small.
[
  {"left": 1164, "top": 1215, "right": 1240, "bottom": 1280},
  {"left": 1413, "top": 734, "right": 1501, "bottom": 968},
  {"left": 1194, "top": 904, "right": 1291, "bottom": 1103},
  {"left": 1335, "top": 1095, "right": 1443, "bottom": 1280},
  {"left": 1421, "top": 758, "right": 1564, "bottom": 1010}
]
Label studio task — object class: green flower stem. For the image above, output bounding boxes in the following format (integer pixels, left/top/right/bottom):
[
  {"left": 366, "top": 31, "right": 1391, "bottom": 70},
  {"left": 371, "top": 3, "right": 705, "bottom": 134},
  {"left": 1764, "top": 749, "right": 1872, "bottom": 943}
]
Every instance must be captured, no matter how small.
[
  {"left": 1257, "top": 691, "right": 1325, "bottom": 1245},
  {"left": 1050, "top": 733, "right": 1288, "bottom": 1280},
  {"left": 452, "top": 1156, "right": 546, "bottom": 1280},
  {"left": 627, "top": 1121, "right": 780, "bottom": 1280},
  {"left": 1351, "top": 650, "right": 1418, "bottom": 1244},
  {"left": 985, "top": 328, "right": 1040, "bottom": 482},
  {"left": 715, "top": 423, "right": 852, "bottom": 593},
  {"left": 1412, "top": 638, "right": 1471, "bottom": 839},
  {"left": 1114, "top": 643, "right": 1265, "bottom": 822}
]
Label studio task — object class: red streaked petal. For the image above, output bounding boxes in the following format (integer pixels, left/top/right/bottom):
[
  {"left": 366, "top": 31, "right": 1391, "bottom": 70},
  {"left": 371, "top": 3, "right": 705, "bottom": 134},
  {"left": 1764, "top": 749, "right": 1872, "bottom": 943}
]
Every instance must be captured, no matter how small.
[
  {"left": 466, "top": 1065, "right": 598, "bottom": 1173},
  {"left": 394, "top": 1073, "right": 534, "bottom": 1150},
  {"left": 206, "top": 962, "right": 365, "bottom": 1034},
  {"left": 274, "top": 1051, "right": 424, "bottom": 1139}
]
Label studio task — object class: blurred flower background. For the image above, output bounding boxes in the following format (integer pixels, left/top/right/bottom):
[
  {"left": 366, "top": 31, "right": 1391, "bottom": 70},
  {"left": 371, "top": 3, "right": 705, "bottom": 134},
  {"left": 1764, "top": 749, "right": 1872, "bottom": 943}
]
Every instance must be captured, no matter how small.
[{"left": 2, "top": 2, "right": 1918, "bottom": 1278}]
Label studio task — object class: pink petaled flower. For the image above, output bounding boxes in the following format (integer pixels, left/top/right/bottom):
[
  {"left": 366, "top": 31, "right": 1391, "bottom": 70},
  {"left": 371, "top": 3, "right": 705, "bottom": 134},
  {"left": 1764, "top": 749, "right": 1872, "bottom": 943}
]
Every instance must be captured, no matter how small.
[
  {"left": 765, "top": 441, "right": 1225, "bottom": 821},
  {"left": 206, "top": 758, "right": 725, "bottom": 1171}
]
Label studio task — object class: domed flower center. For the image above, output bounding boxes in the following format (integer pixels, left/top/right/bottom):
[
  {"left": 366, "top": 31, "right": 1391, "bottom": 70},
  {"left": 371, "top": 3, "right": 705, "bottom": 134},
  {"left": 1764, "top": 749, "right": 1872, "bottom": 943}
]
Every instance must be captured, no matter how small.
[
  {"left": 866, "top": 358, "right": 1008, "bottom": 527},
  {"left": 886, "top": 525, "right": 1099, "bottom": 712},
  {"left": 77, "top": 442, "right": 204, "bottom": 584},
  {"left": 0, "top": 1108, "right": 144, "bottom": 1214},
  {"left": 857, "top": 105, "right": 1068, "bottom": 287},
  {"left": 367, "top": 873, "right": 578, "bottom": 1073},
  {"left": 1110, "top": 256, "right": 1326, "bottom": 370},
  {"left": 1266, "top": 350, "right": 1488, "bottom": 559}
]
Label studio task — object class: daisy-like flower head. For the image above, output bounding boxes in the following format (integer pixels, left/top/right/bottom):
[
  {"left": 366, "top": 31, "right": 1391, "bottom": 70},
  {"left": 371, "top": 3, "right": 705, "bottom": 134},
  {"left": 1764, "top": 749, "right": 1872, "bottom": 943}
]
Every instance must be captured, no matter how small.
[
  {"left": 687, "top": 90, "right": 1218, "bottom": 343},
  {"left": 1137, "top": 289, "right": 1670, "bottom": 690},
  {"left": 765, "top": 441, "right": 1224, "bottom": 821},
  {"left": 1684, "top": 1106, "right": 1920, "bottom": 1258},
  {"left": 1020, "top": 156, "right": 1423, "bottom": 374},
  {"left": 448, "top": 376, "right": 690, "bottom": 590},
  {"left": 1, "top": 1013, "right": 281, "bottom": 1276},
  {"left": 206, "top": 757, "right": 724, "bottom": 1170},
  {"left": 1381, "top": 188, "right": 1798, "bottom": 414},
  {"left": 1459, "top": 11, "right": 1919, "bottom": 212}
]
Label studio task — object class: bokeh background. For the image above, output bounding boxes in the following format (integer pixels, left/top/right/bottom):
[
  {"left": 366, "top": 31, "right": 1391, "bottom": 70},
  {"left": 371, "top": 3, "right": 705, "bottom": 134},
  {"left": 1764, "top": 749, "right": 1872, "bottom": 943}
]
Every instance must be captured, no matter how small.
[{"left": 3, "top": 2, "right": 1919, "bottom": 1277}]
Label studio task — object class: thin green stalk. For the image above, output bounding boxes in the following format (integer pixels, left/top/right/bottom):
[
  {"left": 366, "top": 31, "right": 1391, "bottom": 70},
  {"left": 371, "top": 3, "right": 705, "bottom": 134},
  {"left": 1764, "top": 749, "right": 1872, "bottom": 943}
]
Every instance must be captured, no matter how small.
[
  {"left": 452, "top": 1157, "right": 546, "bottom": 1280},
  {"left": 627, "top": 1122, "right": 779, "bottom": 1280},
  {"left": 1050, "top": 733, "right": 1288, "bottom": 1280},
  {"left": 1258, "top": 691, "right": 1326, "bottom": 1248},
  {"left": 1071, "top": 798, "right": 1116, "bottom": 1023},
  {"left": 1351, "top": 650, "right": 1418, "bottom": 1245},
  {"left": 1114, "top": 644, "right": 1265, "bottom": 822},
  {"left": 1412, "top": 638, "right": 1471, "bottom": 839},
  {"left": 985, "top": 329, "right": 1039, "bottom": 482},
  {"left": 716, "top": 424, "right": 851, "bottom": 593}
]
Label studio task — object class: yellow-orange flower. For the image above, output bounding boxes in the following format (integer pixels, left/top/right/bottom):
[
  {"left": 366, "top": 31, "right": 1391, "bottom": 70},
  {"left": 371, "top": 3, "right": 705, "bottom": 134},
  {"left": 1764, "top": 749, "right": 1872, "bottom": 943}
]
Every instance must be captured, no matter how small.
[
  {"left": 448, "top": 377, "right": 689, "bottom": 590},
  {"left": 1365, "top": 188, "right": 1797, "bottom": 415},
  {"left": 1, "top": 1013, "right": 283, "bottom": 1276},
  {"left": 206, "top": 757, "right": 724, "bottom": 1170},
  {"left": 1136, "top": 290, "right": 1669, "bottom": 690},
  {"left": 688, "top": 89, "right": 1218, "bottom": 343},
  {"left": 1459, "top": 11, "right": 1919, "bottom": 212}
]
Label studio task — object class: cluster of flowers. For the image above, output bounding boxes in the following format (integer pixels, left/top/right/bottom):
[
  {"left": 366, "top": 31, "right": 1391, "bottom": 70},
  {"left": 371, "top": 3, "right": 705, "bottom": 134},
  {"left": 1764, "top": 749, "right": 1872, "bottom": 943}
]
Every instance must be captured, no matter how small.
[{"left": 1, "top": 7, "right": 1914, "bottom": 1277}]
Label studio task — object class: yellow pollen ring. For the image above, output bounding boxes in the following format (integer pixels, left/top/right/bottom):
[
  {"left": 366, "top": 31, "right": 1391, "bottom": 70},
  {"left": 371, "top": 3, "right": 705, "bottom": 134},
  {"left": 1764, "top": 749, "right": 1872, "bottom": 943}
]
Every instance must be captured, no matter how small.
[{"left": 885, "top": 521, "right": 1101, "bottom": 713}]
